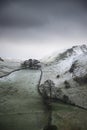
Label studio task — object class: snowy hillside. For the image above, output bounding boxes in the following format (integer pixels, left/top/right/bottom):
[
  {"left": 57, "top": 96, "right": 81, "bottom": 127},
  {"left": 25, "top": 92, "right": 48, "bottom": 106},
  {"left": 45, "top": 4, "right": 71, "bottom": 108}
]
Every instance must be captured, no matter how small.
[
  {"left": 40, "top": 44, "right": 87, "bottom": 109},
  {"left": 42, "top": 44, "right": 87, "bottom": 64}
]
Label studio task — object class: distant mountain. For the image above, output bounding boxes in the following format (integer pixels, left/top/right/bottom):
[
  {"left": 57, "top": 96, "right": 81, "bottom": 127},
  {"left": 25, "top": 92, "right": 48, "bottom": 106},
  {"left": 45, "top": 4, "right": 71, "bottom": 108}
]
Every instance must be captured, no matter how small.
[{"left": 43, "top": 44, "right": 87, "bottom": 64}]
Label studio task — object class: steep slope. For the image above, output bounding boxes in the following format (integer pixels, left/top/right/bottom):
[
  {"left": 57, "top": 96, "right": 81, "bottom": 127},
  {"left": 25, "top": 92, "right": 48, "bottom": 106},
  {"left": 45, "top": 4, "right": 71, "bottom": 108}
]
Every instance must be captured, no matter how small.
[{"left": 40, "top": 44, "right": 87, "bottom": 109}]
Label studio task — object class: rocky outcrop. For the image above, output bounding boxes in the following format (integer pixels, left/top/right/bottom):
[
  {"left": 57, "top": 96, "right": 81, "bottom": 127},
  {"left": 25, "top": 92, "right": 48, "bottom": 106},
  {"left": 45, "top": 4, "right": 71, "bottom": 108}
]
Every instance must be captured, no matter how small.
[
  {"left": 69, "top": 60, "right": 78, "bottom": 73},
  {"left": 0, "top": 57, "right": 4, "bottom": 62},
  {"left": 74, "top": 74, "right": 87, "bottom": 85}
]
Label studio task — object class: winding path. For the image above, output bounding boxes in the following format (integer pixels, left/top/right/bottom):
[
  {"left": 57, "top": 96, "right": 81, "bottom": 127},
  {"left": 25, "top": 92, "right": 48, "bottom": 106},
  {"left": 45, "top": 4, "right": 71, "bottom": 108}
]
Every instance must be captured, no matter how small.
[
  {"left": 37, "top": 69, "right": 53, "bottom": 127},
  {"left": 37, "top": 69, "right": 43, "bottom": 95},
  {"left": 0, "top": 68, "right": 24, "bottom": 78}
]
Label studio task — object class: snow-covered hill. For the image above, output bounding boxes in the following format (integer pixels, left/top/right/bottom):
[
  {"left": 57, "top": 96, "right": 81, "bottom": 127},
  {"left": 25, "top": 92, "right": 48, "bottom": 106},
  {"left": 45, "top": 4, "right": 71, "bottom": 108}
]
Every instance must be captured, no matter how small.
[
  {"left": 43, "top": 44, "right": 87, "bottom": 64},
  {"left": 40, "top": 44, "right": 87, "bottom": 109}
]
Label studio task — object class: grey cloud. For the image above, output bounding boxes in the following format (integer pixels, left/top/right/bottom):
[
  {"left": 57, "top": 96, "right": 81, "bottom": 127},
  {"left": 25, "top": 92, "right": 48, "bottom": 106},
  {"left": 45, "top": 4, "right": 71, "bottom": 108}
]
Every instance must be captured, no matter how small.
[
  {"left": 0, "top": 2, "right": 48, "bottom": 28},
  {"left": 0, "top": 0, "right": 87, "bottom": 28},
  {"left": 0, "top": 0, "right": 87, "bottom": 43},
  {"left": 0, "top": 0, "right": 57, "bottom": 28}
]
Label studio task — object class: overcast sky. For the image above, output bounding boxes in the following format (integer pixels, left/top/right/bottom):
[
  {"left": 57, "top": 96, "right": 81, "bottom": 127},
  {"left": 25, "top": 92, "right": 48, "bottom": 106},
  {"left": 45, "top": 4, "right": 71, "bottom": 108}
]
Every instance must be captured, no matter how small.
[{"left": 0, "top": 0, "right": 87, "bottom": 60}]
